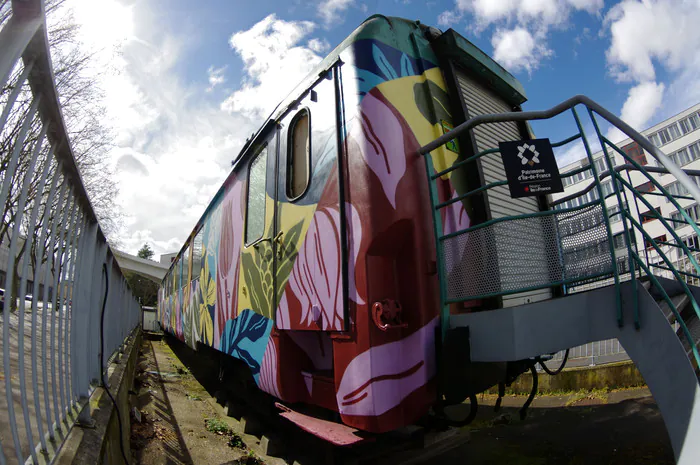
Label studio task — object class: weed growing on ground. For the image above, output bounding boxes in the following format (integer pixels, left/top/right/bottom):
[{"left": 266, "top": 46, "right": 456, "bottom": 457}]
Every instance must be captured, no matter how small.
[
  {"left": 186, "top": 393, "right": 202, "bottom": 401},
  {"left": 564, "top": 388, "right": 609, "bottom": 406},
  {"left": 205, "top": 417, "right": 231, "bottom": 435},
  {"left": 240, "top": 450, "right": 264, "bottom": 465},
  {"left": 228, "top": 432, "right": 245, "bottom": 448},
  {"left": 205, "top": 418, "right": 248, "bottom": 452}
]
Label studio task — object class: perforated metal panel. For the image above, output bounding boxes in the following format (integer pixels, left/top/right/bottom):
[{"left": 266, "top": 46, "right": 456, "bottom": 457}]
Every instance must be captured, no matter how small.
[
  {"left": 454, "top": 69, "right": 552, "bottom": 306},
  {"left": 443, "top": 204, "right": 613, "bottom": 302}
]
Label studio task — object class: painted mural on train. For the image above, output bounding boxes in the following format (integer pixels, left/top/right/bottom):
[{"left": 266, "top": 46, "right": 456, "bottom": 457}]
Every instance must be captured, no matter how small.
[{"left": 158, "top": 16, "right": 481, "bottom": 433}]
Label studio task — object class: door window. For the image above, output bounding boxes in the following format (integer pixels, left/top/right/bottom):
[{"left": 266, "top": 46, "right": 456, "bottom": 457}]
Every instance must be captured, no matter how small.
[
  {"left": 246, "top": 146, "right": 268, "bottom": 244},
  {"left": 287, "top": 110, "right": 311, "bottom": 200}
]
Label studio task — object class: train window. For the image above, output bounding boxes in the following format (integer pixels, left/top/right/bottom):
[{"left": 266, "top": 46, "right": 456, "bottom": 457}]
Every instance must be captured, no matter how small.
[
  {"left": 246, "top": 146, "right": 268, "bottom": 244},
  {"left": 191, "top": 228, "right": 203, "bottom": 281},
  {"left": 287, "top": 109, "right": 310, "bottom": 200},
  {"left": 182, "top": 246, "right": 190, "bottom": 286}
]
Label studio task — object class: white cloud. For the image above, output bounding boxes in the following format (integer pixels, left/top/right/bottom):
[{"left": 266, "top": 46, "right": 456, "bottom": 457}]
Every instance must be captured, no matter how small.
[
  {"left": 603, "top": 1, "right": 700, "bottom": 141},
  {"left": 491, "top": 27, "right": 551, "bottom": 73},
  {"left": 318, "top": 0, "right": 354, "bottom": 27},
  {"left": 456, "top": 0, "right": 603, "bottom": 29},
  {"left": 207, "top": 65, "right": 227, "bottom": 91},
  {"left": 307, "top": 37, "right": 331, "bottom": 54},
  {"left": 65, "top": 6, "right": 330, "bottom": 256},
  {"left": 607, "top": 81, "right": 665, "bottom": 143},
  {"left": 221, "top": 14, "right": 322, "bottom": 121},
  {"left": 449, "top": 0, "right": 602, "bottom": 74},
  {"left": 437, "top": 10, "right": 463, "bottom": 28},
  {"left": 605, "top": 0, "right": 700, "bottom": 83},
  {"left": 619, "top": 81, "right": 666, "bottom": 132}
]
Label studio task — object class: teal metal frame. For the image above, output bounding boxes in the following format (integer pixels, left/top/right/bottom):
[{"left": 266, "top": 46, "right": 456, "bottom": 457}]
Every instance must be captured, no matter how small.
[{"left": 419, "top": 95, "right": 700, "bottom": 373}]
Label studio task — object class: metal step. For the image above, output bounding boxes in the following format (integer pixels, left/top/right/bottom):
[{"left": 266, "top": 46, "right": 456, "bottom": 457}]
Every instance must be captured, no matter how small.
[
  {"left": 657, "top": 293, "right": 689, "bottom": 324},
  {"left": 680, "top": 314, "right": 700, "bottom": 367}
]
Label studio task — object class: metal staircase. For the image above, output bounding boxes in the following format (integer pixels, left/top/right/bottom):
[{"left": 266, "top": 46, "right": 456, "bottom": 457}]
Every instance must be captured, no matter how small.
[{"left": 420, "top": 95, "right": 700, "bottom": 464}]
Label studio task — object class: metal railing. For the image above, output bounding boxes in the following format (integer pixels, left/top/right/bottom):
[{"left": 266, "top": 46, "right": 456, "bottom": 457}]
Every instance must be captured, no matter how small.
[
  {"left": 0, "top": 1, "right": 140, "bottom": 464},
  {"left": 420, "top": 95, "right": 700, "bottom": 374}
]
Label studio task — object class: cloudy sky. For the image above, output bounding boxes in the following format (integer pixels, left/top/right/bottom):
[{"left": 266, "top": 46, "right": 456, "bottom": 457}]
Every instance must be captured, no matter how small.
[{"left": 61, "top": 0, "right": 700, "bottom": 258}]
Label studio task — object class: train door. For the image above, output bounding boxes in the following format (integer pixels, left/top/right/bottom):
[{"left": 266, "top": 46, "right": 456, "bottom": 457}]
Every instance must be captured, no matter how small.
[
  {"left": 242, "top": 132, "right": 278, "bottom": 319},
  {"left": 273, "top": 68, "right": 346, "bottom": 332}
]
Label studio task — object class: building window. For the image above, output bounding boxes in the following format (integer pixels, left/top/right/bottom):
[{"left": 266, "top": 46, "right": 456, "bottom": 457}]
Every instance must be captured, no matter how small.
[
  {"left": 608, "top": 203, "right": 627, "bottom": 223},
  {"left": 647, "top": 234, "right": 667, "bottom": 249},
  {"left": 684, "top": 234, "right": 700, "bottom": 250},
  {"left": 671, "top": 204, "right": 700, "bottom": 230},
  {"left": 287, "top": 110, "right": 310, "bottom": 200},
  {"left": 641, "top": 207, "right": 661, "bottom": 224},
  {"left": 613, "top": 232, "right": 628, "bottom": 250},
  {"left": 623, "top": 142, "right": 647, "bottom": 166},
  {"left": 668, "top": 124, "right": 681, "bottom": 140},
  {"left": 191, "top": 228, "right": 203, "bottom": 282},
  {"left": 637, "top": 181, "right": 655, "bottom": 193},
  {"left": 245, "top": 146, "right": 268, "bottom": 244}
]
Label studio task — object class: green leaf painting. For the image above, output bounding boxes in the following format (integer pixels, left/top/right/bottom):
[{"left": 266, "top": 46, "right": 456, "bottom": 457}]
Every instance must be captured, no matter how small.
[
  {"left": 241, "top": 219, "right": 305, "bottom": 321},
  {"left": 413, "top": 79, "right": 451, "bottom": 125}
]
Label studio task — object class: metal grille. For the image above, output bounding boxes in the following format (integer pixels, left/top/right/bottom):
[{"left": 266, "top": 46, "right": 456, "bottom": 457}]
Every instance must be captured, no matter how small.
[
  {"left": 454, "top": 68, "right": 552, "bottom": 307},
  {"left": 443, "top": 204, "right": 613, "bottom": 302}
]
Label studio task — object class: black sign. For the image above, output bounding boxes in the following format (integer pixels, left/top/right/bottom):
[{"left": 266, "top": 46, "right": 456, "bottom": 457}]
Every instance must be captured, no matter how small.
[{"left": 499, "top": 138, "right": 563, "bottom": 198}]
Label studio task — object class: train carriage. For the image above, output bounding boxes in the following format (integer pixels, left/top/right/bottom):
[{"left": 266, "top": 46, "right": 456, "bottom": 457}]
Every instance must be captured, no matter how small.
[{"left": 157, "top": 15, "right": 543, "bottom": 436}]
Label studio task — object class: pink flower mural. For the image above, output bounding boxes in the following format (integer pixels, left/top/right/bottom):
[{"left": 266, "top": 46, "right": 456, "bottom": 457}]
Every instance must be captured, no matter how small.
[
  {"left": 258, "top": 337, "right": 281, "bottom": 398},
  {"left": 349, "top": 92, "right": 407, "bottom": 209},
  {"left": 277, "top": 203, "right": 364, "bottom": 331},
  {"left": 215, "top": 180, "right": 244, "bottom": 347},
  {"left": 442, "top": 190, "right": 470, "bottom": 274},
  {"left": 336, "top": 317, "right": 438, "bottom": 417}
]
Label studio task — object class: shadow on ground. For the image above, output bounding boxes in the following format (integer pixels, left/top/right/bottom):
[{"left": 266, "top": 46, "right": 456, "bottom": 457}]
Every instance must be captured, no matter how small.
[{"left": 131, "top": 339, "right": 194, "bottom": 464}]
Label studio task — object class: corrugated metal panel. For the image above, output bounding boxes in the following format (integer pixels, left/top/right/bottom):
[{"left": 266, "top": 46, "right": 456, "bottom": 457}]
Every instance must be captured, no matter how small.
[{"left": 455, "top": 69, "right": 552, "bottom": 307}]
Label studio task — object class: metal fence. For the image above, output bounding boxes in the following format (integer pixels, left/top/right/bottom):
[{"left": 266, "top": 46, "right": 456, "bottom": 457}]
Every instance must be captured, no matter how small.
[
  {"left": 0, "top": 1, "right": 140, "bottom": 464},
  {"left": 547, "top": 339, "right": 629, "bottom": 369}
]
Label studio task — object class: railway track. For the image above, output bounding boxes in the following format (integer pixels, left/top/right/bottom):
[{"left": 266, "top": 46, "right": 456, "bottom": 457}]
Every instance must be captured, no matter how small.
[{"left": 162, "top": 334, "right": 471, "bottom": 465}]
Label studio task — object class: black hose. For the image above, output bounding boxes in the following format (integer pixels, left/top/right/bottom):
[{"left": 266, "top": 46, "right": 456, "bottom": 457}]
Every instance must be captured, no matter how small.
[
  {"left": 100, "top": 263, "right": 131, "bottom": 465},
  {"left": 538, "top": 349, "right": 569, "bottom": 376},
  {"left": 494, "top": 382, "right": 505, "bottom": 412},
  {"left": 519, "top": 364, "right": 538, "bottom": 420},
  {"left": 436, "top": 393, "right": 478, "bottom": 427}
]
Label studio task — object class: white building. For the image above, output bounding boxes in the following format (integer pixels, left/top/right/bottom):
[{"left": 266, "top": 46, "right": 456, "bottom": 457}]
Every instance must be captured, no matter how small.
[
  {"left": 159, "top": 252, "right": 177, "bottom": 266},
  {"left": 552, "top": 102, "right": 700, "bottom": 279}
]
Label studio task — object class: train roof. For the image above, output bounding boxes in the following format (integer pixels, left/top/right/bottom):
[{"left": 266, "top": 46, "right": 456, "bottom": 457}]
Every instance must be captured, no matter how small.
[{"left": 162, "top": 15, "right": 526, "bottom": 280}]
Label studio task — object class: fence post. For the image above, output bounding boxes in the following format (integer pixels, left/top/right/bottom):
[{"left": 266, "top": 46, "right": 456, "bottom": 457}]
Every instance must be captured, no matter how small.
[{"left": 71, "top": 220, "right": 98, "bottom": 426}]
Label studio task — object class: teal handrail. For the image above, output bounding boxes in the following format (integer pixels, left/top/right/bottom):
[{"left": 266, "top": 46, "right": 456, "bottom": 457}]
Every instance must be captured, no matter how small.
[{"left": 419, "top": 95, "right": 700, "bottom": 369}]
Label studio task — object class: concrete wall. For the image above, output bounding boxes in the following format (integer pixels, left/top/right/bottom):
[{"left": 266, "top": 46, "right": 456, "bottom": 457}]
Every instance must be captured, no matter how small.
[{"left": 55, "top": 329, "right": 142, "bottom": 465}]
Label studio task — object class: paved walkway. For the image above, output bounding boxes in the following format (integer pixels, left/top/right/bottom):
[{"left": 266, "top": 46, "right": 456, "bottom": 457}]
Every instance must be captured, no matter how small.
[
  {"left": 130, "top": 337, "right": 250, "bottom": 465},
  {"left": 427, "top": 389, "right": 673, "bottom": 464}
]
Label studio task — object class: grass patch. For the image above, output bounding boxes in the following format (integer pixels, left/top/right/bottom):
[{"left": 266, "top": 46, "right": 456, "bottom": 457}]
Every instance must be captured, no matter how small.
[
  {"left": 564, "top": 388, "right": 609, "bottom": 406},
  {"left": 205, "top": 417, "right": 232, "bottom": 435},
  {"left": 205, "top": 418, "right": 247, "bottom": 451},
  {"left": 186, "top": 393, "right": 202, "bottom": 401}
]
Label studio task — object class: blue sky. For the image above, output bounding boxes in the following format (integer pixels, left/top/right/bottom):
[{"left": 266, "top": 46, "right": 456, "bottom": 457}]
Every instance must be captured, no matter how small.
[{"left": 60, "top": 0, "right": 700, "bottom": 255}]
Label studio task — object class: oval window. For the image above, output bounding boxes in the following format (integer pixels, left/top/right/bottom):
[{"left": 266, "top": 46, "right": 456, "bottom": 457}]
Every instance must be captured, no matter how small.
[{"left": 287, "top": 110, "right": 310, "bottom": 200}]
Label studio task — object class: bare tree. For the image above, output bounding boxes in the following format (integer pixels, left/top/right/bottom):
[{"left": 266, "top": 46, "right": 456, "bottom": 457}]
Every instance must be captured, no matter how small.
[{"left": 0, "top": 0, "right": 123, "bottom": 309}]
